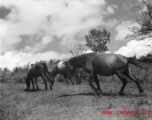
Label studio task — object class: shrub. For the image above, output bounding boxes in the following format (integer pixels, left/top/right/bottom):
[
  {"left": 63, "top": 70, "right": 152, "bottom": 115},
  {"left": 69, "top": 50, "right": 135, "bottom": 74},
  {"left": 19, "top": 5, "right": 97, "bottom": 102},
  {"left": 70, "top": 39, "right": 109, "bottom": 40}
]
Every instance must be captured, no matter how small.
[{"left": 0, "top": 68, "right": 12, "bottom": 83}]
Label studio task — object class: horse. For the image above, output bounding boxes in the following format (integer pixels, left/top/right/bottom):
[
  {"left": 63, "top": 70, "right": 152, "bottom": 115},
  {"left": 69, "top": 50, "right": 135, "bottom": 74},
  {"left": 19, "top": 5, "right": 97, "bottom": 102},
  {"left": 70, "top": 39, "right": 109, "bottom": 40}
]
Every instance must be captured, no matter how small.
[
  {"left": 64, "top": 53, "right": 147, "bottom": 95},
  {"left": 50, "top": 61, "right": 75, "bottom": 85},
  {"left": 25, "top": 61, "right": 53, "bottom": 91}
]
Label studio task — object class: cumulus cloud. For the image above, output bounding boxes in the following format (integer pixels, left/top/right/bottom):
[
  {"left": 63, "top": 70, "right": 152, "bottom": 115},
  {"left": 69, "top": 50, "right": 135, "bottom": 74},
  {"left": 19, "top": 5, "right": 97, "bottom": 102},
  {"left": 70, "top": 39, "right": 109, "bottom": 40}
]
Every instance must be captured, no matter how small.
[
  {"left": 0, "top": 0, "right": 120, "bottom": 70},
  {"left": 115, "top": 37, "right": 152, "bottom": 58},
  {"left": 82, "top": 49, "right": 111, "bottom": 54},
  {"left": 0, "top": 50, "right": 71, "bottom": 70},
  {"left": 115, "top": 21, "right": 140, "bottom": 40},
  {"left": 105, "top": 18, "right": 118, "bottom": 28},
  {"left": 0, "top": 0, "right": 109, "bottom": 54},
  {"left": 106, "top": 5, "right": 116, "bottom": 14},
  {"left": 24, "top": 35, "right": 53, "bottom": 53}
]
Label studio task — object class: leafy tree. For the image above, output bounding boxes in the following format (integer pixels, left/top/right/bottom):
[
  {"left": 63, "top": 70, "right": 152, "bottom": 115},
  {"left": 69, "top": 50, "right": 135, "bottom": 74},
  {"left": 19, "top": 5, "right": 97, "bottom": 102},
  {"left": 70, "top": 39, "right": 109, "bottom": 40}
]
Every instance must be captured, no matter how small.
[
  {"left": 85, "top": 28, "right": 110, "bottom": 53},
  {"left": 127, "top": 0, "right": 152, "bottom": 38}
]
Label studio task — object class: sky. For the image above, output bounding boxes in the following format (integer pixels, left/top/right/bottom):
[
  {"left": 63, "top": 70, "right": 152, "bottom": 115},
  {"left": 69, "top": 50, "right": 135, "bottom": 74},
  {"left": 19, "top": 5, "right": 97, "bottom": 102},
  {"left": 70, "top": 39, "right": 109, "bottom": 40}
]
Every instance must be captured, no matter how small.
[{"left": 0, "top": 0, "right": 152, "bottom": 70}]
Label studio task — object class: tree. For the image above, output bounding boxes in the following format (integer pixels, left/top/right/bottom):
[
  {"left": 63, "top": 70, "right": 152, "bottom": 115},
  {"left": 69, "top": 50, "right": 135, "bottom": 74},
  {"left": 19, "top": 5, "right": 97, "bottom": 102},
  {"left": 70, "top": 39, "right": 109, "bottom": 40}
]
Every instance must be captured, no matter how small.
[
  {"left": 85, "top": 28, "right": 110, "bottom": 53},
  {"left": 127, "top": 0, "right": 152, "bottom": 38}
]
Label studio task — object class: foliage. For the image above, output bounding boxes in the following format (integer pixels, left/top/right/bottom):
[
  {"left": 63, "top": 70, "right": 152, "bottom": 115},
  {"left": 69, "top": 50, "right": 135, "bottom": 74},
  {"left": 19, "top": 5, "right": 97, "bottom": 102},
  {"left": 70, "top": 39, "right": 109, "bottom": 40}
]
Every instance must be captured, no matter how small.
[
  {"left": 126, "top": 0, "right": 152, "bottom": 38},
  {"left": 130, "top": 65, "right": 149, "bottom": 83},
  {"left": 11, "top": 66, "right": 28, "bottom": 83},
  {"left": 85, "top": 28, "right": 110, "bottom": 53},
  {"left": 0, "top": 68, "right": 12, "bottom": 83}
]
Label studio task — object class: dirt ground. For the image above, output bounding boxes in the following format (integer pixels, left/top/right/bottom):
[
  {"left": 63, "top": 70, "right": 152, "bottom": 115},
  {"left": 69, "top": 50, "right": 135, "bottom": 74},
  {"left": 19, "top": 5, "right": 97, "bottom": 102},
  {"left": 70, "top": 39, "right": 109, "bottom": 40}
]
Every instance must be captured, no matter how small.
[{"left": 0, "top": 80, "right": 152, "bottom": 120}]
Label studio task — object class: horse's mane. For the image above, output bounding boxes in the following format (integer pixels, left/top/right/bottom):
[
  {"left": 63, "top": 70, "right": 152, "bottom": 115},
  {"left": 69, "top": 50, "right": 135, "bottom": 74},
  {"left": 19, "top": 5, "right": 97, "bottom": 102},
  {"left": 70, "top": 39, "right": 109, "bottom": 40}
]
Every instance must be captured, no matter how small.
[{"left": 69, "top": 53, "right": 95, "bottom": 65}]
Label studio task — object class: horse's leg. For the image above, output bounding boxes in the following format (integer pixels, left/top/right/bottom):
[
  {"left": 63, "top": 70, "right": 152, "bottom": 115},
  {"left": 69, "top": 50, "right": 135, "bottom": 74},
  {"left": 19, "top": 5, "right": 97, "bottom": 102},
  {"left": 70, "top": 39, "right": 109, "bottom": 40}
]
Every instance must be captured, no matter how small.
[
  {"left": 27, "top": 82, "right": 30, "bottom": 91},
  {"left": 31, "top": 78, "right": 35, "bottom": 91},
  {"left": 44, "top": 72, "right": 52, "bottom": 90},
  {"left": 34, "top": 77, "right": 39, "bottom": 90},
  {"left": 69, "top": 77, "right": 74, "bottom": 85},
  {"left": 116, "top": 72, "right": 127, "bottom": 95},
  {"left": 64, "top": 74, "right": 74, "bottom": 85},
  {"left": 79, "top": 69, "right": 82, "bottom": 84},
  {"left": 48, "top": 73, "right": 54, "bottom": 85},
  {"left": 63, "top": 75, "right": 70, "bottom": 84},
  {"left": 123, "top": 67, "right": 143, "bottom": 93},
  {"left": 40, "top": 73, "right": 48, "bottom": 90},
  {"left": 75, "top": 69, "right": 81, "bottom": 84},
  {"left": 93, "top": 74, "right": 102, "bottom": 93},
  {"left": 88, "top": 73, "right": 100, "bottom": 95},
  {"left": 26, "top": 78, "right": 30, "bottom": 91}
]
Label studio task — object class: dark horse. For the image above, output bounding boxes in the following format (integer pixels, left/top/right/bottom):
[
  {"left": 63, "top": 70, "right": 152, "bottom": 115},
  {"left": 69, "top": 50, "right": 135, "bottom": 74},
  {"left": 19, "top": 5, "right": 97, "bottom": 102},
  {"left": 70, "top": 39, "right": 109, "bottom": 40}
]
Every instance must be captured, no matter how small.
[
  {"left": 25, "top": 62, "right": 53, "bottom": 91},
  {"left": 50, "top": 61, "right": 75, "bottom": 85},
  {"left": 64, "top": 53, "right": 147, "bottom": 95}
]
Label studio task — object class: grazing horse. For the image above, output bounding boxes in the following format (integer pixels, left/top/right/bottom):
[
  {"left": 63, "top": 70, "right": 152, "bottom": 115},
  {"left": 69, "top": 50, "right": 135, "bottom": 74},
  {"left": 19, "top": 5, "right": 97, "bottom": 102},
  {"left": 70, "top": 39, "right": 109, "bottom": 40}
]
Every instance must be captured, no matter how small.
[
  {"left": 64, "top": 53, "right": 147, "bottom": 95},
  {"left": 25, "top": 62, "right": 53, "bottom": 91},
  {"left": 50, "top": 61, "right": 75, "bottom": 85}
]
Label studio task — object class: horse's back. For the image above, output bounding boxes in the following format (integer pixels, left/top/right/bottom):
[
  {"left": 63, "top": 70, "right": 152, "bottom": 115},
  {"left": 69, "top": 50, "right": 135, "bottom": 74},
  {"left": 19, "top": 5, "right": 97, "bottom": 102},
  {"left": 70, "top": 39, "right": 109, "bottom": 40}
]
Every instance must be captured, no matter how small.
[
  {"left": 93, "top": 53, "right": 126, "bottom": 63},
  {"left": 91, "top": 53, "right": 128, "bottom": 75}
]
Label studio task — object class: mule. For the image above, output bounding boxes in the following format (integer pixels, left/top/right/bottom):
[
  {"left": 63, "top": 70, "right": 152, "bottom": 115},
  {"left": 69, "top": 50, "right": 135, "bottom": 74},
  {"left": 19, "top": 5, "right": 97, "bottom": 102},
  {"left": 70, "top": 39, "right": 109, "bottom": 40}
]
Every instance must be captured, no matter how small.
[
  {"left": 25, "top": 62, "right": 53, "bottom": 91},
  {"left": 50, "top": 61, "right": 75, "bottom": 85},
  {"left": 64, "top": 53, "right": 147, "bottom": 95}
]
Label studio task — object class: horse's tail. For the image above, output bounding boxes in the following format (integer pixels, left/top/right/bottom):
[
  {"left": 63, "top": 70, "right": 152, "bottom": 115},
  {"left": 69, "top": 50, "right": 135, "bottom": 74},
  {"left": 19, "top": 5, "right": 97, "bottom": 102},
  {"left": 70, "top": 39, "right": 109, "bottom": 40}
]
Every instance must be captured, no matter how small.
[
  {"left": 128, "top": 57, "right": 147, "bottom": 70},
  {"left": 139, "top": 57, "right": 152, "bottom": 63}
]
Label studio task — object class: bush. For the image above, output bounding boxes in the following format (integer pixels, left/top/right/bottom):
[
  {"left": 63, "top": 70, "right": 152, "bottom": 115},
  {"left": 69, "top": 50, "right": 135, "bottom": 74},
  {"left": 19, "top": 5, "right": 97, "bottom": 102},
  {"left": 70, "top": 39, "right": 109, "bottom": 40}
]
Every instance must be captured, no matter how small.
[
  {"left": 129, "top": 65, "right": 150, "bottom": 83},
  {"left": 11, "top": 66, "right": 27, "bottom": 83},
  {"left": 0, "top": 68, "right": 12, "bottom": 83}
]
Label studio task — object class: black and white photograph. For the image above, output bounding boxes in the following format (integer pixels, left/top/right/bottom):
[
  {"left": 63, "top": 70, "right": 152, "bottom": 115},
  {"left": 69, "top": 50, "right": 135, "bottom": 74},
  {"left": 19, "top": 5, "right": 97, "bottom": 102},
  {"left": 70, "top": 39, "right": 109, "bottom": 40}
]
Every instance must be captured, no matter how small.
[{"left": 0, "top": 0, "right": 152, "bottom": 120}]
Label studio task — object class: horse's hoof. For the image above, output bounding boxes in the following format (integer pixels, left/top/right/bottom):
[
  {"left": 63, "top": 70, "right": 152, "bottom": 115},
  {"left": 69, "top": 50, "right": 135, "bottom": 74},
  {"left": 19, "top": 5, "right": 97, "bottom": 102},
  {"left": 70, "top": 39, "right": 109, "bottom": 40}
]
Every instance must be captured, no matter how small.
[
  {"left": 139, "top": 92, "right": 147, "bottom": 96},
  {"left": 139, "top": 89, "right": 144, "bottom": 93},
  {"left": 24, "top": 89, "right": 29, "bottom": 91},
  {"left": 119, "top": 92, "right": 125, "bottom": 96},
  {"left": 96, "top": 91, "right": 101, "bottom": 96}
]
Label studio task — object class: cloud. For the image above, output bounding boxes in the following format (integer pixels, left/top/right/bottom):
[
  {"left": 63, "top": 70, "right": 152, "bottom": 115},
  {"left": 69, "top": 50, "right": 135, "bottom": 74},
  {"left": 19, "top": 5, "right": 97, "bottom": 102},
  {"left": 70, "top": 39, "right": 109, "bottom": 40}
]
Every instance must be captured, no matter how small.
[
  {"left": 115, "top": 37, "right": 152, "bottom": 58},
  {"left": 0, "top": 50, "right": 71, "bottom": 70},
  {"left": 115, "top": 21, "right": 139, "bottom": 40},
  {"left": 0, "top": 0, "right": 108, "bottom": 54},
  {"left": 0, "top": 6, "right": 11, "bottom": 19},
  {"left": 105, "top": 18, "right": 118, "bottom": 28},
  {"left": 24, "top": 35, "right": 53, "bottom": 53},
  {"left": 107, "top": 6, "right": 116, "bottom": 14}
]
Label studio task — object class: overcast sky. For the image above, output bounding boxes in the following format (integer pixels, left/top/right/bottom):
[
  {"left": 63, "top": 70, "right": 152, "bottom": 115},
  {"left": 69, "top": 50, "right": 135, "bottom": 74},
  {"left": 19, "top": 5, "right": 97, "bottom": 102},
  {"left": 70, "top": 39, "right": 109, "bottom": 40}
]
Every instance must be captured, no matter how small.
[{"left": 0, "top": 0, "right": 152, "bottom": 70}]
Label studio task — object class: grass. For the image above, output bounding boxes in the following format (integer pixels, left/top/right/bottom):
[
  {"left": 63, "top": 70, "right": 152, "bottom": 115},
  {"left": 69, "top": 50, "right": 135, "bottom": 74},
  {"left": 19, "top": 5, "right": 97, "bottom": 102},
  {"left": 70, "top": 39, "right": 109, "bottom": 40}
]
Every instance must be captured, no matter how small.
[{"left": 0, "top": 80, "right": 152, "bottom": 120}]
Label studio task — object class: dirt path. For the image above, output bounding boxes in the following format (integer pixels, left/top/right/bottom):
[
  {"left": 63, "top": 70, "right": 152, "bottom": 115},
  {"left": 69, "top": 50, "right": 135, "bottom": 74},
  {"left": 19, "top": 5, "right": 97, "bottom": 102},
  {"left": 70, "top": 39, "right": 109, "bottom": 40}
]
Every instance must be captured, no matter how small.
[{"left": 1, "top": 82, "right": 152, "bottom": 120}]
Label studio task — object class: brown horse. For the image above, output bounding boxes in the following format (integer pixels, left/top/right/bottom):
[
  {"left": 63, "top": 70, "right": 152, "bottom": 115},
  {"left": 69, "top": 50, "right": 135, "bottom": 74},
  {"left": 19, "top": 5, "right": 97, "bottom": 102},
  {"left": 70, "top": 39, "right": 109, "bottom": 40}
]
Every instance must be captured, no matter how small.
[
  {"left": 25, "top": 62, "right": 53, "bottom": 91},
  {"left": 50, "top": 61, "right": 76, "bottom": 85},
  {"left": 64, "top": 53, "right": 147, "bottom": 95}
]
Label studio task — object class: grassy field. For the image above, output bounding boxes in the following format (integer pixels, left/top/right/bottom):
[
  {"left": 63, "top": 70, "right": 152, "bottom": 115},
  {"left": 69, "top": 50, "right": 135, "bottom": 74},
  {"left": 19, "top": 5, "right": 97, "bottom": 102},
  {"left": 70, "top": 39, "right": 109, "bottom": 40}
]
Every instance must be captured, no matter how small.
[{"left": 0, "top": 79, "right": 152, "bottom": 120}]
